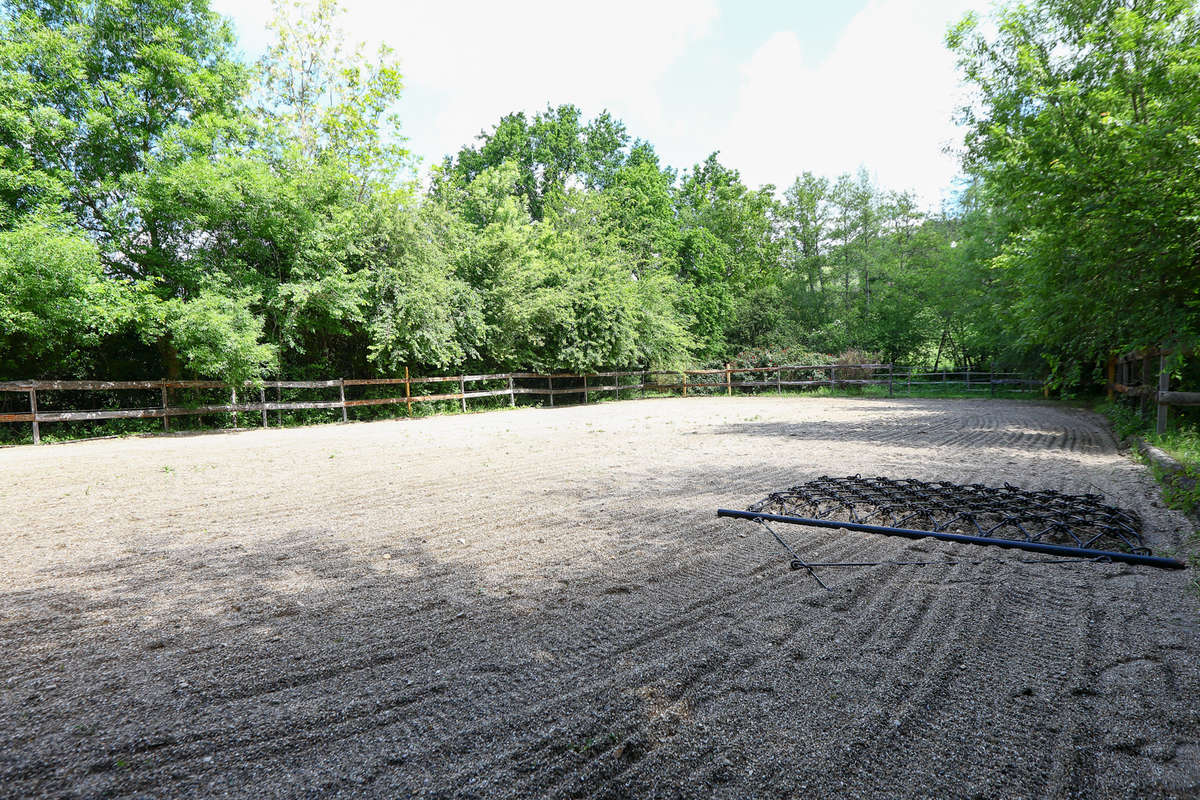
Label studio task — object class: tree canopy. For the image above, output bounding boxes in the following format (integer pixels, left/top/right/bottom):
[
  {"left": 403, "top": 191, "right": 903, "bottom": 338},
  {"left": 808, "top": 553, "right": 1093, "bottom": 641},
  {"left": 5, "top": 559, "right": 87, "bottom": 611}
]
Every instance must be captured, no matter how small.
[{"left": 1, "top": 0, "right": 1196, "bottom": 391}]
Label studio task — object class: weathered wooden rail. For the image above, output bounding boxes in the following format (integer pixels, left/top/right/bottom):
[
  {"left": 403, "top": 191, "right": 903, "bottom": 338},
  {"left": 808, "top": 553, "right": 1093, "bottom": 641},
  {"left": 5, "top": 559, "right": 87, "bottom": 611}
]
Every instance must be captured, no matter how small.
[
  {"left": 1107, "top": 346, "right": 1200, "bottom": 434},
  {"left": 0, "top": 364, "right": 1041, "bottom": 445}
]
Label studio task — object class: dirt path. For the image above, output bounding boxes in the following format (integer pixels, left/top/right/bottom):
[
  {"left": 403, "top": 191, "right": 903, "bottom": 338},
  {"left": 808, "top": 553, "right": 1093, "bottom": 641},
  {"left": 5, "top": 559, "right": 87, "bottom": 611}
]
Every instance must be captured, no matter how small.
[{"left": 1, "top": 396, "right": 1197, "bottom": 798}]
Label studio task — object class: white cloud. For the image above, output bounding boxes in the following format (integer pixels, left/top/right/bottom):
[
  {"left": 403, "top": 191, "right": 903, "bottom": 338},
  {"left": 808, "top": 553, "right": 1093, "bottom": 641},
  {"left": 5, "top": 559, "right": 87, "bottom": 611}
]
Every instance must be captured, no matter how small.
[
  {"left": 718, "top": 0, "right": 988, "bottom": 207},
  {"left": 393, "top": 0, "right": 718, "bottom": 160},
  {"left": 210, "top": 0, "right": 720, "bottom": 167},
  {"left": 212, "top": 0, "right": 986, "bottom": 203}
]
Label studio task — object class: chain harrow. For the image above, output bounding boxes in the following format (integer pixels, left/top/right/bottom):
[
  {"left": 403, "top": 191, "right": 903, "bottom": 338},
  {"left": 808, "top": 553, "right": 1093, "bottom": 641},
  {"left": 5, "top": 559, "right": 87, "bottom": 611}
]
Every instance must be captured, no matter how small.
[{"left": 746, "top": 475, "right": 1149, "bottom": 555}]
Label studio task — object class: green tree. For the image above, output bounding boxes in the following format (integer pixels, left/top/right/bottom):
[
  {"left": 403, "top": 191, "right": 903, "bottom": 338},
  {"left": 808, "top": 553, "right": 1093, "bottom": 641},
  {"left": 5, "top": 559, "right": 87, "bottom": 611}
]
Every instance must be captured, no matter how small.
[
  {"left": 0, "top": 0, "right": 245, "bottom": 243},
  {"left": 130, "top": 0, "right": 414, "bottom": 379},
  {"left": 367, "top": 201, "right": 484, "bottom": 372},
  {"left": 0, "top": 0, "right": 280, "bottom": 380},
  {"left": 599, "top": 142, "right": 680, "bottom": 274},
  {"left": 441, "top": 105, "right": 631, "bottom": 221},
  {"left": 949, "top": 0, "right": 1200, "bottom": 376},
  {"left": 0, "top": 215, "right": 146, "bottom": 377},
  {"left": 256, "top": 0, "right": 411, "bottom": 193}
]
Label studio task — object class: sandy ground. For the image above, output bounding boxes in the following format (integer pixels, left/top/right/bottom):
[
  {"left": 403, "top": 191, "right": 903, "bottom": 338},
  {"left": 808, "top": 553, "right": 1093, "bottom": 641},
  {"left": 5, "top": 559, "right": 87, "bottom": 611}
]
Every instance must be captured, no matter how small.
[{"left": 0, "top": 396, "right": 1197, "bottom": 799}]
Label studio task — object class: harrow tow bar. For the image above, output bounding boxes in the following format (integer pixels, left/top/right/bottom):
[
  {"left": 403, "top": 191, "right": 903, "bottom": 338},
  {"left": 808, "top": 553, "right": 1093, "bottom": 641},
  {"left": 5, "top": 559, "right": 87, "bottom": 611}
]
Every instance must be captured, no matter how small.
[{"left": 716, "top": 509, "right": 1186, "bottom": 570}]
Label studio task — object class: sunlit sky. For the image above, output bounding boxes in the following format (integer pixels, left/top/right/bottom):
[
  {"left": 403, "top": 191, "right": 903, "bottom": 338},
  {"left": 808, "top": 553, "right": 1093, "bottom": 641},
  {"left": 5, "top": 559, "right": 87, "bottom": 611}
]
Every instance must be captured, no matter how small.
[{"left": 211, "top": 0, "right": 991, "bottom": 208}]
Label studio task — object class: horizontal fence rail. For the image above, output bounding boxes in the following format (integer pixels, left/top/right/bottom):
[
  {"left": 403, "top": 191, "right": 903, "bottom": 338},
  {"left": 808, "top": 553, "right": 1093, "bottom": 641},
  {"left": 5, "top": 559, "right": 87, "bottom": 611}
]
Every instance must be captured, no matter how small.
[
  {"left": 1107, "top": 346, "right": 1199, "bottom": 434},
  {"left": 0, "top": 365, "right": 1042, "bottom": 445}
]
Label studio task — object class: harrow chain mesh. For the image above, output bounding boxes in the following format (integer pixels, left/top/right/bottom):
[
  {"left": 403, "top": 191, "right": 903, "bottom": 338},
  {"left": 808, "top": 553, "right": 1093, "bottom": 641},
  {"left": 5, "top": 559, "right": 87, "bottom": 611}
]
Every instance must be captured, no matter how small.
[{"left": 747, "top": 475, "right": 1148, "bottom": 555}]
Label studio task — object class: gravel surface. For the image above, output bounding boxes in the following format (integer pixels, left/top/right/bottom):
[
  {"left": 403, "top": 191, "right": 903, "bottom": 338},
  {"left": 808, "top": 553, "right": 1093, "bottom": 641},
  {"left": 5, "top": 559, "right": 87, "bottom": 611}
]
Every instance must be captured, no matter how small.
[{"left": 1, "top": 396, "right": 1197, "bottom": 799}]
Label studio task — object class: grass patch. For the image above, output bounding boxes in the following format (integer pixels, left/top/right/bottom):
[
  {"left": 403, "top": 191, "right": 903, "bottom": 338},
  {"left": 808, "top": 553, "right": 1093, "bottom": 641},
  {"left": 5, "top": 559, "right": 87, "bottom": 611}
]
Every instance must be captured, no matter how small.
[{"left": 1096, "top": 400, "right": 1200, "bottom": 516}]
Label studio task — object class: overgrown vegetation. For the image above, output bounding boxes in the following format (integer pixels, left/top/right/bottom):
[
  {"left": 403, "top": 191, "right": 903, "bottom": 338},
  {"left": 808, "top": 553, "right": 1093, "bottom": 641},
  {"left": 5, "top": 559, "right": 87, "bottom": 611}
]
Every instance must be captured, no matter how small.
[
  {"left": 1097, "top": 400, "right": 1200, "bottom": 515},
  {"left": 0, "top": 0, "right": 1196, "bottom": 399}
]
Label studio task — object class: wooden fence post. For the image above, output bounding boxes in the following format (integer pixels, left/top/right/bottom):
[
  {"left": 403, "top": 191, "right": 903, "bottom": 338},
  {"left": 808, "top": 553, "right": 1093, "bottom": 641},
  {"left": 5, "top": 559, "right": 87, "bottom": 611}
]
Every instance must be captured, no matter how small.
[
  {"left": 1140, "top": 354, "right": 1150, "bottom": 414},
  {"left": 29, "top": 388, "right": 39, "bottom": 445},
  {"left": 548, "top": 375, "right": 554, "bottom": 407},
  {"left": 405, "top": 366, "right": 411, "bottom": 415},
  {"left": 583, "top": 374, "right": 588, "bottom": 404},
  {"left": 231, "top": 386, "right": 238, "bottom": 428},
  {"left": 613, "top": 374, "right": 619, "bottom": 401},
  {"left": 1157, "top": 354, "right": 1169, "bottom": 435},
  {"left": 776, "top": 367, "right": 782, "bottom": 395},
  {"left": 161, "top": 380, "right": 170, "bottom": 432},
  {"left": 260, "top": 387, "right": 268, "bottom": 427},
  {"left": 339, "top": 379, "right": 348, "bottom": 422},
  {"left": 509, "top": 374, "right": 516, "bottom": 407},
  {"left": 277, "top": 384, "right": 283, "bottom": 426},
  {"left": 829, "top": 366, "right": 836, "bottom": 392},
  {"left": 681, "top": 371, "right": 687, "bottom": 397},
  {"left": 888, "top": 364, "right": 894, "bottom": 398},
  {"left": 459, "top": 376, "right": 466, "bottom": 412},
  {"left": 726, "top": 363, "right": 732, "bottom": 396}
]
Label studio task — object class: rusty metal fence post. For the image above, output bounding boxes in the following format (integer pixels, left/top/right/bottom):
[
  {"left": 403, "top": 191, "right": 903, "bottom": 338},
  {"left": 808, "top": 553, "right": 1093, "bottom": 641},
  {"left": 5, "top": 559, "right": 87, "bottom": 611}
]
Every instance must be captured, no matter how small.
[{"left": 404, "top": 366, "right": 411, "bottom": 415}]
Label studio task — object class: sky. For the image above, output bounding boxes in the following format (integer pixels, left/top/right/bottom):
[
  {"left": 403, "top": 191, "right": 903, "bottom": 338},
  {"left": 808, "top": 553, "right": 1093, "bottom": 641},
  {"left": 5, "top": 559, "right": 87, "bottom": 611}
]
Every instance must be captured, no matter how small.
[{"left": 211, "top": 0, "right": 991, "bottom": 209}]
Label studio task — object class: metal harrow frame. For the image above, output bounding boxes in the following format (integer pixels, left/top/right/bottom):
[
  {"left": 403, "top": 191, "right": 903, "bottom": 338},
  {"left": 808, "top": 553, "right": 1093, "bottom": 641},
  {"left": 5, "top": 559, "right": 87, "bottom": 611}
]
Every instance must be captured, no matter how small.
[{"left": 718, "top": 475, "right": 1185, "bottom": 571}]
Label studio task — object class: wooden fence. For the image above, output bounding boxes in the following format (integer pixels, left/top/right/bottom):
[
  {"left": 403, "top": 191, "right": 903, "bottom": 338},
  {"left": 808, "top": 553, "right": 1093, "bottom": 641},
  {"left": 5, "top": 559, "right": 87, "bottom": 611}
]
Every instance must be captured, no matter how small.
[
  {"left": 1107, "top": 347, "right": 1200, "bottom": 434},
  {"left": 0, "top": 364, "right": 1042, "bottom": 445}
]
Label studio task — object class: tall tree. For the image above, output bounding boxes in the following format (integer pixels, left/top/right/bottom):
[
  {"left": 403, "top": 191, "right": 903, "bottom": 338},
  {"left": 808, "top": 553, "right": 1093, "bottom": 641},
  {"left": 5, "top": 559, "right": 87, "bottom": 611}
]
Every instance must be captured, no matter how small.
[
  {"left": 441, "top": 104, "right": 630, "bottom": 220},
  {"left": 0, "top": 0, "right": 278, "bottom": 382},
  {"left": 0, "top": 0, "right": 245, "bottom": 248},
  {"left": 256, "top": 0, "right": 410, "bottom": 194},
  {"left": 949, "top": 0, "right": 1200, "bottom": 375}
]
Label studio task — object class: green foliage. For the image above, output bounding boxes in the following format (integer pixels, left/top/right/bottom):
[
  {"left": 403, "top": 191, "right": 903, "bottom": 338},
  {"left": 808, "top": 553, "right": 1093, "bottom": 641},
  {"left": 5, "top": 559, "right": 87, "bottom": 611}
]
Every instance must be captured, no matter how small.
[
  {"left": 256, "top": 0, "right": 412, "bottom": 190},
  {"left": 600, "top": 147, "right": 679, "bottom": 274},
  {"left": 440, "top": 104, "right": 630, "bottom": 221},
  {"left": 730, "top": 347, "right": 830, "bottom": 370},
  {"left": 949, "top": 0, "right": 1200, "bottom": 371},
  {"left": 1099, "top": 400, "right": 1200, "bottom": 516},
  {"left": 367, "top": 203, "right": 483, "bottom": 371},
  {"left": 0, "top": 216, "right": 144, "bottom": 375},
  {"left": 17, "top": 0, "right": 1186, "bottom": 399},
  {"left": 677, "top": 227, "right": 733, "bottom": 358},
  {"left": 0, "top": 0, "right": 245, "bottom": 237},
  {"left": 1096, "top": 399, "right": 1148, "bottom": 440},
  {"left": 152, "top": 287, "right": 276, "bottom": 384}
]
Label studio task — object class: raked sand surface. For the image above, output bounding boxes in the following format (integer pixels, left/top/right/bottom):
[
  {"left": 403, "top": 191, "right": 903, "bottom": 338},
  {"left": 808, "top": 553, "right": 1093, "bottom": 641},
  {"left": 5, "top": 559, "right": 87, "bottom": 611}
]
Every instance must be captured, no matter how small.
[{"left": 1, "top": 396, "right": 1197, "bottom": 798}]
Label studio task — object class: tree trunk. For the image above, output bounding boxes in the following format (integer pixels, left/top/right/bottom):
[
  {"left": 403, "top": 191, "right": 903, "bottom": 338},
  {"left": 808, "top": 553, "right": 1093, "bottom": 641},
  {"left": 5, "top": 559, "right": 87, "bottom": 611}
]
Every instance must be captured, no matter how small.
[
  {"left": 159, "top": 336, "right": 181, "bottom": 381},
  {"left": 932, "top": 328, "right": 948, "bottom": 372}
]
